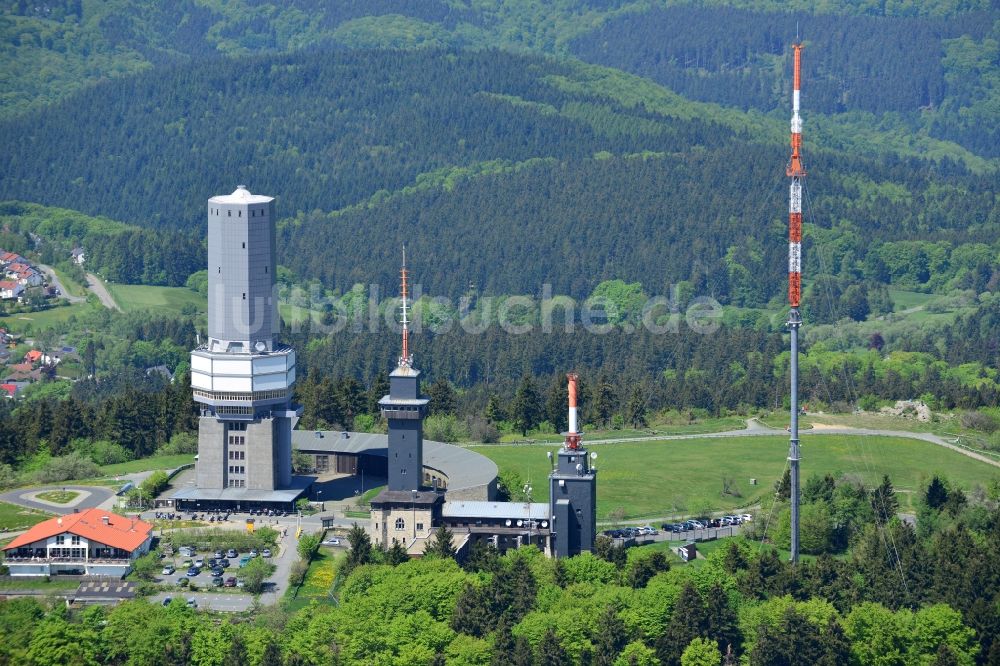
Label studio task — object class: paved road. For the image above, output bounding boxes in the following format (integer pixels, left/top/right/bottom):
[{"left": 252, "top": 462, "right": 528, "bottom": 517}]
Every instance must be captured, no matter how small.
[
  {"left": 491, "top": 418, "right": 1000, "bottom": 470},
  {"left": 85, "top": 273, "right": 120, "bottom": 311},
  {"left": 37, "top": 264, "right": 86, "bottom": 304},
  {"left": 0, "top": 485, "right": 115, "bottom": 515}
]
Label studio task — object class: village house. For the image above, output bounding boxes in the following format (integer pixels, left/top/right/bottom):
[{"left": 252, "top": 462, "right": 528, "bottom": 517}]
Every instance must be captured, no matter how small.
[
  {"left": 0, "top": 280, "right": 24, "bottom": 300},
  {"left": 2, "top": 509, "right": 153, "bottom": 578}
]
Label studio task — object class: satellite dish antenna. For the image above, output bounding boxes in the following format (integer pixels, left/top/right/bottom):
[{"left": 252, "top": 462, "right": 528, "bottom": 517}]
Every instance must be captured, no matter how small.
[
  {"left": 541, "top": 521, "right": 548, "bottom": 528},
  {"left": 576, "top": 463, "right": 583, "bottom": 472},
  {"left": 546, "top": 451, "right": 552, "bottom": 460},
  {"left": 255, "top": 341, "right": 266, "bottom": 352},
  {"left": 505, "top": 519, "right": 511, "bottom": 527},
  {"left": 516, "top": 520, "right": 523, "bottom": 527},
  {"left": 590, "top": 452, "right": 597, "bottom": 460}
]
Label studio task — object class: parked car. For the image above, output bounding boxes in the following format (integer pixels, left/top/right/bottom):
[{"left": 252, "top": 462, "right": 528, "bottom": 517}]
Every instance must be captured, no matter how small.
[
  {"left": 211, "top": 576, "right": 224, "bottom": 587},
  {"left": 162, "top": 596, "right": 173, "bottom": 606},
  {"left": 236, "top": 578, "right": 245, "bottom": 588},
  {"left": 178, "top": 546, "right": 195, "bottom": 557},
  {"left": 186, "top": 597, "right": 197, "bottom": 608},
  {"left": 249, "top": 548, "right": 259, "bottom": 558},
  {"left": 162, "top": 565, "right": 175, "bottom": 576},
  {"left": 239, "top": 555, "right": 252, "bottom": 567},
  {"left": 224, "top": 576, "right": 237, "bottom": 587},
  {"left": 741, "top": 514, "right": 753, "bottom": 522},
  {"left": 211, "top": 566, "right": 225, "bottom": 577},
  {"left": 261, "top": 548, "right": 272, "bottom": 558},
  {"left": 218, "top": 559, "right": 230, "bottom": 568},
  {"left": 186, "top": 567, "right": 200, "bottom": 577},
  {"left": 322, "top": 538, "right": 340, "bottom": 546},
  {"left": 194, "top": 558, "right": 205, "bottom": 568},
  {"left": 226, "top": 549, "right": 238, "bottom": 559},
  {"left": 214, "top": 550, "right": 224, "bottom": 560}
]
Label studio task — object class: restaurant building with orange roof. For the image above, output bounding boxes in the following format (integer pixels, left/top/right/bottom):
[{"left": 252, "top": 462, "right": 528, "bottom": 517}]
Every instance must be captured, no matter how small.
[{"left": 2, "top": 508, "right": 152, "bottom": 577}]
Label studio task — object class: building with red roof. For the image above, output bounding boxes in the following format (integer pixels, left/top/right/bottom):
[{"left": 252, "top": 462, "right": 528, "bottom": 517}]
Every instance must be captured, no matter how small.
[
  {"left": 24, "top": 349, "right": 42, "bottom": 363},
  {"left": 2, "top": 508, "right": 153, "bottom": 577}
]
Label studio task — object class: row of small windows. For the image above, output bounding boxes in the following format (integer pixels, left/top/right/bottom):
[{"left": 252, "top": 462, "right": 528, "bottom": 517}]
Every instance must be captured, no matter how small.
[
  {"left": 217, "top": 406, "right": 253, "bottom": 415},
  {"left": 209, "top": 208, "right": 267, "bottom": 218},
  {"left": 194, "top": 389, "right": 288, "bottom": 402},
  {"left": 229, "top": 450, "right": 245, "bottom": 460},
  {"left": 55, "top": 535, "right": 82, "bottom": 545},
  {"left": 228, "top": 465, "right": 245, "bottom": 475},
  {"left": 228, "top": 435, "right": 245, "bottom": 446},
  {"left": 228, "top": 479, "right": 246, "bottom": 488},
  {"left": 229, "top": 423, "right": 248, "bottom": 432}
]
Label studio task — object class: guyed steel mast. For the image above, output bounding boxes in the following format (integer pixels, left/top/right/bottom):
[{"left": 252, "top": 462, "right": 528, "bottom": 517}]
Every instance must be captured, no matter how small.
[{"left": 786, "top": 42, "right": 805, "bottom": 564}]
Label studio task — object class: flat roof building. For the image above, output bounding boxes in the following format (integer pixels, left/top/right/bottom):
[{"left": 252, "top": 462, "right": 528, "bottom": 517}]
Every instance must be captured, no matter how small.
[{"left": 176, "top": 186, "right": 305, "bottom": 511}]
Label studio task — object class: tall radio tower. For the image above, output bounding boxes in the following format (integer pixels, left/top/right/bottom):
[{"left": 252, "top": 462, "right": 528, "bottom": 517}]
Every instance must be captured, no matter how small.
[{"left": 786, "top": 43, "right": 805, "bottom": 564}]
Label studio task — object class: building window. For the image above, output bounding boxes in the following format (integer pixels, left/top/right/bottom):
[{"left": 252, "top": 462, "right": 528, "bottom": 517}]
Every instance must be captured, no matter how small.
[
  {"left": 55, "top": 535, "right": 64, "bottom": 545},
  {"left": 242, "top": 242, "right": 246, "bottom": 248},
  {"left": 71, "top": 535, "right": 80, "bottom": 545},
  {"left": 395, "top": 518, "right": 405, "bottom": 530},
  {"left": 416, "top": 523, "right": 424, "bottom": 531},
  {"left": 228, "top": 210, "right": 231, "bottom": 217}
]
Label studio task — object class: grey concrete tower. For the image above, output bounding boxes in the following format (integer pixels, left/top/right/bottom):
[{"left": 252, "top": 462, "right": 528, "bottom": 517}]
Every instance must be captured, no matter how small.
[
  {"left": 186, "top": 186, "right": 300, "bottom": 504},
  {"left": 548, "top": 373, "right": 597, "bottom": 558},
  {"left": 378, "top": 252, "right": 429, "bottom": 492}
]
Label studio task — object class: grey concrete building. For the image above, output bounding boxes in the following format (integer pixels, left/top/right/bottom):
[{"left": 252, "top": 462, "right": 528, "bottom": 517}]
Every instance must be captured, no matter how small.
[
  {"left": 548, "top": 443, "right": 597, "bottom": 558},
  {"left": 173, "top": 186, "right": 306, "bottom": 511}
]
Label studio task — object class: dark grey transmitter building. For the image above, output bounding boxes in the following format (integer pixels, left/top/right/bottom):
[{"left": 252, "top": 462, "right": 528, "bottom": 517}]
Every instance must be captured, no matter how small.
[{"left": 173, "top": 186, "right": 307, "bottom": 511}]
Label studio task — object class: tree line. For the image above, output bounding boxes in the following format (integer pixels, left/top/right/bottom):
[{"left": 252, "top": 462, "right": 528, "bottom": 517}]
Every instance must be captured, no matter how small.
[{"left": 1, "top": 470, "right": 998, "bottom": 664}]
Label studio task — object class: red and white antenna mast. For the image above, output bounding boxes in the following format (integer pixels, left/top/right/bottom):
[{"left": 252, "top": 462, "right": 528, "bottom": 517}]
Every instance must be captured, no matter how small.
[
  {"left": 399, "top": 246, "right": 413, "bottom": 368},
  {"left": 565, "top": 372, "right": 581, "bottom": 450},
  {"left": 786, "top": 42, "right": 804, "bottom": 564}
]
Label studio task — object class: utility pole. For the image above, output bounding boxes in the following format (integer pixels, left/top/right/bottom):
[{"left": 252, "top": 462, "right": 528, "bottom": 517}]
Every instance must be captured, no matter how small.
[{"left": 786, "top": 42, "right": 806, "bottom": 564}]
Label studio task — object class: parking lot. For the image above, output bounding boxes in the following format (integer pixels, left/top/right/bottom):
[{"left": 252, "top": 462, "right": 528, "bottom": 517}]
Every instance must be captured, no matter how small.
[
  {"left": 147, "top": 514, "right": 307, "bottom": 611},
  {"left": 603, "top": 514, "right": 750, "bottom": 546}
]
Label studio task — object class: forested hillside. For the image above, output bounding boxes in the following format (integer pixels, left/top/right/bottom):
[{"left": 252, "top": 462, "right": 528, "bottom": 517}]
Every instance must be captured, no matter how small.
[
  {"left": 570, "top": 6, "right": 1000, "bottom": 157},
  {"left": 0, "top": 46, "right": 996, "bottom": 305}
]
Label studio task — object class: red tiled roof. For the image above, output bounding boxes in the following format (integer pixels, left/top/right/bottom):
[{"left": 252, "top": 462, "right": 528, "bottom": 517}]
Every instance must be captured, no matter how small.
[
  {"left": 0, "top": 281, "right": 18, "bottom": 290},
  {"left": 10, "top": 362, "right": 31, "bottom": 372},
  {"left": 3, "top": 508, "right": 152, "bottom": 552},
  {"left": 25, "top": 350, "right": 42, "bottom": 362},
  {"left": 0, "top": 384, "right": 15, "bottom": 397}
]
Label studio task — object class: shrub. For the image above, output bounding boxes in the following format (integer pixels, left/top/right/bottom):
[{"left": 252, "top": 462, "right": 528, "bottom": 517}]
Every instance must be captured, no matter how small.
[
  {"left": 31, "top": 452, "right": 99, "bottom": 483},
  {"left": 960, "top": 410, "right": 998, "bottom": 433},
  {"left": 158, "top": 432, "right": 197, "bottom": 455}
]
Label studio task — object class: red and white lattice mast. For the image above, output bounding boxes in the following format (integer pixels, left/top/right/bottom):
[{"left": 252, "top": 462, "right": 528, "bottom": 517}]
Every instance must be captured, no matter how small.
[
  {"left": 786, "top": 43, "right": 805, "bottom": 564},
  {"left": 399, "top": 246, "right": 413, "bottom": 368}
]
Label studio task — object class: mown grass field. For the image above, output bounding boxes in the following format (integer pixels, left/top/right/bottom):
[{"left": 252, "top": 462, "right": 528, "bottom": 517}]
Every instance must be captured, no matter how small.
[
  {"left": 889, "top": 289, "right": 934, "bottom": 311},
  {"left": 99, "top": 453, "right": 195, "bottom": 476},
  {"left": 0, "top": 500, "right": 52, "bottom": 530},
  {"left": 498, "top": 416, "right": 747, "bottom": 443},
  {"left": 471, "top": 434, "right": 1000, "bottom": 520},
  {"left": 107, "top": 284, "right": 205, "bottom": 314},
  {"left": 0, "top": 301, "right": 93, "bottom": 332}
]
